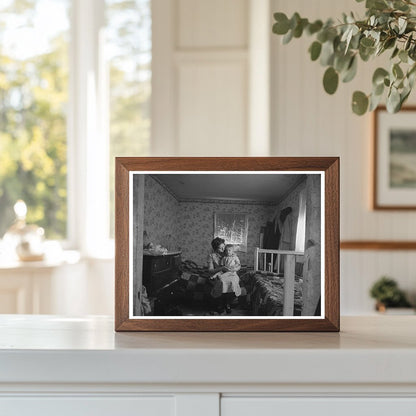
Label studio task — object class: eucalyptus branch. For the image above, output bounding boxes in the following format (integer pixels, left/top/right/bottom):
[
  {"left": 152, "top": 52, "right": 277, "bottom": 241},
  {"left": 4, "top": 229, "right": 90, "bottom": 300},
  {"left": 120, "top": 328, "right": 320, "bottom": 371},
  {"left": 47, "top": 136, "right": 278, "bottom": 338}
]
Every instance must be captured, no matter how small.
[{"left": 272, "top": 0, "right": 416, "bottom": 115}]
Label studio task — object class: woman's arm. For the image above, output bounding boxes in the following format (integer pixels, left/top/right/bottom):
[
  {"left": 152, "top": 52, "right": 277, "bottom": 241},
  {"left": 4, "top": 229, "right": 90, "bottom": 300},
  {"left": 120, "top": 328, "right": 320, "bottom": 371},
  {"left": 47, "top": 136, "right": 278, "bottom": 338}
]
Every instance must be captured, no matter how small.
[{"left": 207, "top": 255, "right": 224, "bottom": 275}]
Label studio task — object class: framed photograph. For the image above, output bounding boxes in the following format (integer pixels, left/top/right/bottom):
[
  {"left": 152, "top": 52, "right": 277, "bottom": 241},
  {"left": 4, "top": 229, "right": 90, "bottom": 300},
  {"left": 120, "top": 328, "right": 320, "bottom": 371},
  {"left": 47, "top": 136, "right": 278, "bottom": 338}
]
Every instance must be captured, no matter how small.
[
  {"left": 115, "top": 157, "right": 339, "bottom": 332},
  {"left": 374, "top": 106, "right": 416, "bottom": 209}
]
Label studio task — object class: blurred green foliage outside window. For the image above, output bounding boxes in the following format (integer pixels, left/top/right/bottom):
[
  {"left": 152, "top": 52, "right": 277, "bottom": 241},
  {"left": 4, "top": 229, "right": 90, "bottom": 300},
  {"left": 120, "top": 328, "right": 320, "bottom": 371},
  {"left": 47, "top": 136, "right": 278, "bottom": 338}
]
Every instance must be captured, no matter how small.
[{"left": 0, "top": 0, "right": 151, "bottom": 241}]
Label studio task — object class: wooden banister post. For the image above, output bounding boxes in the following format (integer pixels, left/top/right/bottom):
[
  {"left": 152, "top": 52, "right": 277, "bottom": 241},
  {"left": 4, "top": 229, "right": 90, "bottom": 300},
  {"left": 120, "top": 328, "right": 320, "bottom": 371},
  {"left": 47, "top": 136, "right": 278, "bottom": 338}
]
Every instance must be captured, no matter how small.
[
  {"left": 283, "top": 254, "right": 295, "bottom": 316},
  {"left": 254, "top": 248, "right": 259, "bottom": 271}
]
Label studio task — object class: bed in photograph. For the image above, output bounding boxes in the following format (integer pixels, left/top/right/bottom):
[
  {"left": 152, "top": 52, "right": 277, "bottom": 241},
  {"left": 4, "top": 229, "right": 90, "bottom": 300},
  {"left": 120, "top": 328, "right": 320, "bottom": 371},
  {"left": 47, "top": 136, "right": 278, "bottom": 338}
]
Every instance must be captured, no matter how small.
[{"left": 178, "top": 247, "right": 304, "bottom": 316}]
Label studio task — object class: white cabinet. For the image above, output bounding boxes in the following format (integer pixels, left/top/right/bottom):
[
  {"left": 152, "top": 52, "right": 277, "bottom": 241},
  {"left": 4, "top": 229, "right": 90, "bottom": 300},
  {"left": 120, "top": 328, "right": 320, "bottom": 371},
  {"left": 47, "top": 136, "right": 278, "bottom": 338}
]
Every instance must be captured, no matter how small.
[
  {"left": 1, "top": 316, "right": 416, "bottom": 415},
  {"left": 1, "top": 397, "right": 175, "bottom": 416},
  {"left": 222, "top": 398, "right": 416, "bottom": 416}
]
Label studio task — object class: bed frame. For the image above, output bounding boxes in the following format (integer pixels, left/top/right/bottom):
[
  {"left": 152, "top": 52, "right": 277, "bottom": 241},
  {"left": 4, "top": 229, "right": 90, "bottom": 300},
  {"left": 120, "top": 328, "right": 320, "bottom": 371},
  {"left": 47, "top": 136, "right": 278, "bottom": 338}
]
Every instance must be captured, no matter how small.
[{"left": 254, "top": 248, "right": 304, "bottom": 316}]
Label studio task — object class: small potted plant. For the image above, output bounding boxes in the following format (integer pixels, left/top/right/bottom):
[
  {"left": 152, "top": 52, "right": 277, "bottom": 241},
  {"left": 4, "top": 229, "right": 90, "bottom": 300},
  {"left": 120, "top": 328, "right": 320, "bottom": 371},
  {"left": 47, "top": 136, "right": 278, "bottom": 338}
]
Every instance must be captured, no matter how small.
[{"left": 370, "top": 276, "right": 413, "bottom": 313}]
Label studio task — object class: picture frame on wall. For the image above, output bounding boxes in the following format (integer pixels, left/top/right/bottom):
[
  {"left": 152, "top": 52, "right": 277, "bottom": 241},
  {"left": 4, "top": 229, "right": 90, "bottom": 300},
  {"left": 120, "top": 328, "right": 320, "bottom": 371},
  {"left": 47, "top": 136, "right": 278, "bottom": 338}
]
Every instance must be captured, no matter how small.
[
  {"left": 374, "top": 106, "right": 416, "bottom": 210},
  {"left": 115, "top": 157, "right": 339, "bottom": 332}
]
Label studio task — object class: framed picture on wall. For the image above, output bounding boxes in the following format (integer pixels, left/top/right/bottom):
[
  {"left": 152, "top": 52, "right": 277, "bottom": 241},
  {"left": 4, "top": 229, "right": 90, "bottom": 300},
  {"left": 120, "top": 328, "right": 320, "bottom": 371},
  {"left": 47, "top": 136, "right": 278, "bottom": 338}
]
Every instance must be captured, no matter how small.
[
  {"left": 115, "top": 157, "right": 340, "bottom": 332},
  {"left": 374, "top": 106, "right": 416, "bottom": 209}
]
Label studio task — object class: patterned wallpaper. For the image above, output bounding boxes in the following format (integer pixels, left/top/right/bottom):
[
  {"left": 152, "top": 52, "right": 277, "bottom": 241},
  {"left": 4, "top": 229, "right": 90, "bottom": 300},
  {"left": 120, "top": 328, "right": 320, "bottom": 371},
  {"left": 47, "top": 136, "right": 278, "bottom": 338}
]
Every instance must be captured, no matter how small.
[
  {"left": 142, "top": 175, "right": 311, "bottom": 268},
  {"left": 177, "top": 201, "right": 272, "bottom": 267},
  {"left": 274, "top": 179, "right": 306, "bottom": 223},
  {"left": 143, "top": 176, "right": 180, "bottom": 251}
]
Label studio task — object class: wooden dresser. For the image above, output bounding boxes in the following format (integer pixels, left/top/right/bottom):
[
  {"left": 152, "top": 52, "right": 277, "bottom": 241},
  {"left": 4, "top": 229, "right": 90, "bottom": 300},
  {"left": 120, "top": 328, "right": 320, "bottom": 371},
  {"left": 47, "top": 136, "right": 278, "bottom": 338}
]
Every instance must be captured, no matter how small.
[{"left": 142, "top": 251, "right": 181, "bottom": 296}]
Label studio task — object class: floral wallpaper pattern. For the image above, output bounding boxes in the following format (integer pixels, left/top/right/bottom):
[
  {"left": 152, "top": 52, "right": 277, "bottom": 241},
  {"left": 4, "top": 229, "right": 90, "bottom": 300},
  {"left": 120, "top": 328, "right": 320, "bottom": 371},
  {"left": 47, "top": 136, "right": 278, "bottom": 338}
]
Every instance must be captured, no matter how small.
[
  {"left": 143, "top": 176, "right": 180, "bottom": 251},
  {"left": 143, "top": 175, "right": 319, "bottom": 267},
  {"left": 177, "top": 201, "right": 272, "bottom": 267}
]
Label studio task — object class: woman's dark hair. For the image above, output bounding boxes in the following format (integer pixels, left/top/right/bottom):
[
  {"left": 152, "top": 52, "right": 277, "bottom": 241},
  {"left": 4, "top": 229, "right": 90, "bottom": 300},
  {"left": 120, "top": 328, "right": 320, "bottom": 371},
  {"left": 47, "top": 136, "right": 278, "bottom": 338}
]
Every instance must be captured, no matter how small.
[{"left": 211, "top": 237, "right": 225, "bottom": 251}]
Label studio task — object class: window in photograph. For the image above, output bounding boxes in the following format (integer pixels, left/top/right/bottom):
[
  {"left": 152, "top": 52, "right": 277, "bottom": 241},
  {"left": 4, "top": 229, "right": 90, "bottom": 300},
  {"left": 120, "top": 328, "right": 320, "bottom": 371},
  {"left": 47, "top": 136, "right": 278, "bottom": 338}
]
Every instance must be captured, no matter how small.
[
  {"left": 0, "top": 0, "right": 70, "bottom": 239},
  {"left": 214, "top": 212, "right": 249, "bottom": 252}
]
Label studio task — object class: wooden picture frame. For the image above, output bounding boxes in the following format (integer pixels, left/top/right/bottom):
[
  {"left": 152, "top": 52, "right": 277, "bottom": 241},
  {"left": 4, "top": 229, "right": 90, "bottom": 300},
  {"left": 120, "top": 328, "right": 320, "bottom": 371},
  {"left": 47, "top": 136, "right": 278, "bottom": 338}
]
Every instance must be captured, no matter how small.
[
  {"left": 115, "top": 157, "right": 339, "bottom": 332},
  {"left": 373, "top": 106, "right": 416, "bottom": 210}
]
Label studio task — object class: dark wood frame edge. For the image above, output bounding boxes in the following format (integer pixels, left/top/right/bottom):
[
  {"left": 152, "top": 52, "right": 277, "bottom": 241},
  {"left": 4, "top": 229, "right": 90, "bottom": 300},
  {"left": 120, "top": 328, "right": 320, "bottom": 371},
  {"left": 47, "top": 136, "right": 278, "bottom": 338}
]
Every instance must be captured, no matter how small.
[{"left": 115, "top": 157, "right": 340, "bottom": 332}]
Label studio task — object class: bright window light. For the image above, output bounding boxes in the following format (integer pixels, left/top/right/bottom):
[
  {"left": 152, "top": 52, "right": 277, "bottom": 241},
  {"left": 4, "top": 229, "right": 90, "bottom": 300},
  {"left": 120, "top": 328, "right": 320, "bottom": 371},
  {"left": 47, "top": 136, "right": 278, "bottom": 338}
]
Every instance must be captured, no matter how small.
[{"left": 0, "top": 0, "right": 70, "bottom": 239}]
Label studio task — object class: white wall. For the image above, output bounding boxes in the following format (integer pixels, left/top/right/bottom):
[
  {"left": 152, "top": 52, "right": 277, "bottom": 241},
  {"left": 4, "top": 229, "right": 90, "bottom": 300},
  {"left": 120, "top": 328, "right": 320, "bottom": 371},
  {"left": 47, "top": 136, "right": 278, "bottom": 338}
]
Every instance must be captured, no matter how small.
[
  {"left": 152, "top": 0, "right": 271, "bottom": 156},
  {"left": 11, "top": 0, "right": 415, "bottom": 317},
  {"left": 271, "top": 0, "right": 416, "bottom": 313}
]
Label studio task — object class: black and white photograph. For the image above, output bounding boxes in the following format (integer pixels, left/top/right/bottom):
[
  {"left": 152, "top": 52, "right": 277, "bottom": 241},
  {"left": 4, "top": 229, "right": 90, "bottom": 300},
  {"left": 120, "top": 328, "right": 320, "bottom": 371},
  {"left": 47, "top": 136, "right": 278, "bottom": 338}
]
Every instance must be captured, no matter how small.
[{"left": 130, "top": 172, "right": 323, "bottom": 318}]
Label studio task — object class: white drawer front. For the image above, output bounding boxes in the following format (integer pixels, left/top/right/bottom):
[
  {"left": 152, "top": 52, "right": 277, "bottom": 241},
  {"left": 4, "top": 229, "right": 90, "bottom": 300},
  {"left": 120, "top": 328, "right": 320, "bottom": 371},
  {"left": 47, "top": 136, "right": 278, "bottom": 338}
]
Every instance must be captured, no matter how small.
[
  {"left": 0, "top": 396, "right": 174, "bottom": 416},
  {"left": 222, "top": 397, "right": 416, "bottom": 416}
]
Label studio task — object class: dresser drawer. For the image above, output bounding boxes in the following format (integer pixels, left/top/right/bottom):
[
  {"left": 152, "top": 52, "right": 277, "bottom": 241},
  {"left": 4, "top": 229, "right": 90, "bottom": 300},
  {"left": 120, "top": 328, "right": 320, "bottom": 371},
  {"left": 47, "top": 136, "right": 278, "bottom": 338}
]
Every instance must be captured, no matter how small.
[{"left": 152, "top": 256, "right": 172, "bottom": 274}]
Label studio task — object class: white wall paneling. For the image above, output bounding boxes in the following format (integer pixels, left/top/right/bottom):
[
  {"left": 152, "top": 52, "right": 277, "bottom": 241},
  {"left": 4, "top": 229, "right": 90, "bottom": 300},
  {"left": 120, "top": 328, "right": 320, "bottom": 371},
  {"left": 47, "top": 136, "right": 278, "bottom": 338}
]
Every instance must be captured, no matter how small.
[
  {"left": 177, "top": 58, "right": 247, "bottom": 155},
  {"left": 152, "top": 0, "right": 270, "bottom": 156},
  {"left": 177, "top": 0, "right": 248, "bottom": 49},
  {"left": 249, "top": 0, "right": 271, "bottom": 156},
  {"left": 270, "top": 0, "right": 416, "bottom": 314}
]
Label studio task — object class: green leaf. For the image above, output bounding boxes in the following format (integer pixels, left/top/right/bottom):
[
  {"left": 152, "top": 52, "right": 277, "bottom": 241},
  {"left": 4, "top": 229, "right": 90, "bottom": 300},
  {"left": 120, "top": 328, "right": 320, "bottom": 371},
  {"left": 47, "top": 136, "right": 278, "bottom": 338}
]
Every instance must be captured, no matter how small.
[
  {"left": 366, "top": 0, "right": 388, "bottom": 10},
  {"left": 282, "top": 29, "right": 293, "bottom": 44},
  {"left": 398, "top": 17, "right": 407, "bottom": 34},
  {"left": 352, "top": 91, "right": 369, "bottom": 115},
  {"left": 360, "top": 37, "right": 375, "bottom": 48},
  {"left": 393, "top": 0, "right": 409, "bottom": 11},
  {"left": 359, "top": 44, "right": 375, "bottom": 61},
  {"left": 342, "top": 56, "right": 358, "bottom": 83},
  {"left": 369, "top": 92, "right": 383, "bottom": 111},
  {"left": 309, "top": 41, "right": 322, "bottom": 61},
  {"left": 400, "top": 87, "right": 411, "bottom": 106},
  {"left": 399, "top": 49, "right": 408, "bottom": 63},
  {"left": 391, "top": 47, "right": 399, "bottom": 59},
  {"left": 383, "top": 37, "right": 396, "bottom": 50},
  {"left": 307, "top": 20, "right": 323, "bottom": 35},
  {"left": 320, "top": 40, "right": 335, "bottom": 66},
  {"left": 374, "top": 82, "right": 385, "bottom": 96},
  {"left": 290, "top": 13, "right": 301, "bottom": 30},
  {"left": 323, "top": 67, "right": 339, "bottom": 94},
  {"left": 387, "top": 87, "right": 401, "bottom": 113},
  {"left": 293, "top": 18, "right": 308, "bottom": 38},
  {"left": 405, "top": 34, "right": 413, "bottom": 51},
  {"left": 273, "top": 13, "right": 290, "bottom": 35},
  {"left": 393, "top": 63, "right": 404, "bottom": 79},
  {"left": 372, "top": 68, "right": 389, "bottom": 86},
  {"left": 334, "top": 52, "right": 349, "bottom": 72}
]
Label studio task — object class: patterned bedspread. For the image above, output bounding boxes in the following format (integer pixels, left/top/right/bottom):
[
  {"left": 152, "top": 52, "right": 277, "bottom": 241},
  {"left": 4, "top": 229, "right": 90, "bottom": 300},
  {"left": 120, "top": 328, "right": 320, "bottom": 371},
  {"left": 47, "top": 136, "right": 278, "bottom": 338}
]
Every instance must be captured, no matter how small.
[
  {"left": 248, "top": 271, "right": 303, "bottom": 316},
  {"left": 180, "top": 260, "right": 249, "bottom": 301},
  {"left": 179, "top": 261, "right": 302, "bottom": 316}
]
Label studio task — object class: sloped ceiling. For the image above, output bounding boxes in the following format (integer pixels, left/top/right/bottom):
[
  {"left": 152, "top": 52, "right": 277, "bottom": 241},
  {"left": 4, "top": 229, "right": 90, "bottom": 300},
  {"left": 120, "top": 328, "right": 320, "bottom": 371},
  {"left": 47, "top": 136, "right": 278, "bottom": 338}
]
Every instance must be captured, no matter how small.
[{"left": 151, "top": 173, "right": 306, "bottom": 203}]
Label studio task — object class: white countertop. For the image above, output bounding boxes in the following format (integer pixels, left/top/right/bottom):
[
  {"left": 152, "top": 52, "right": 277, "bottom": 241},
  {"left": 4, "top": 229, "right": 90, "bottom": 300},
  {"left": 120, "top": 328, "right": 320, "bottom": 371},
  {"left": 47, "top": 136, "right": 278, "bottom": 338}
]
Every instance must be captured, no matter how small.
[{"left": 1, "top": 315, "right": 415, "bottom": 387}]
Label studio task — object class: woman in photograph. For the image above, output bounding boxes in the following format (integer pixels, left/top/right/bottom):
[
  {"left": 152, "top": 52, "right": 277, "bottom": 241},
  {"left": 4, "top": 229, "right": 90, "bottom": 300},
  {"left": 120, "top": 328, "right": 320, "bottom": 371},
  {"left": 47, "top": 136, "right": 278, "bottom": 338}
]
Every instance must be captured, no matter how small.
[{"left": 207, "top": 237, "right": 241, "bottom": 314}]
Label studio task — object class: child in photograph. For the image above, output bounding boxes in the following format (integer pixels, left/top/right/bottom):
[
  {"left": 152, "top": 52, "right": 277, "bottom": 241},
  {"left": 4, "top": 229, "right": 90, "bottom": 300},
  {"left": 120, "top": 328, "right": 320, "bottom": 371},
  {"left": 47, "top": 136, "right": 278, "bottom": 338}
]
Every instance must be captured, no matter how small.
[
  {"left": 221, "top": 244, "right": 241, "bottom": 278},
  {"left": 212, "top": 244, "right": 242, "bottom": 313}
]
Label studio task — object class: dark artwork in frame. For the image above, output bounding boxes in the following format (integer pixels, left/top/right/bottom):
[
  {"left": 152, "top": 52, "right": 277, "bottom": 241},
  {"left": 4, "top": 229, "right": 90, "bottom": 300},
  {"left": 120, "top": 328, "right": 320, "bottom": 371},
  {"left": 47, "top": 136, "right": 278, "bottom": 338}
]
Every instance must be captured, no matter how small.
[{"left": 115, "top": 157, "right": 339, "bottom": 332}]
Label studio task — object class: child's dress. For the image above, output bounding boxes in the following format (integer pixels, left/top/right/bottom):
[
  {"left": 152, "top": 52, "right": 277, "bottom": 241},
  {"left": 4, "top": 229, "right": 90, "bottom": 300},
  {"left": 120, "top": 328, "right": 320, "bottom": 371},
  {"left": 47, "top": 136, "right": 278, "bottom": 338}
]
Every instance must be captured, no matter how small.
[{"left": 216, "top": 254, "right": 242, "bottom": 296}]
